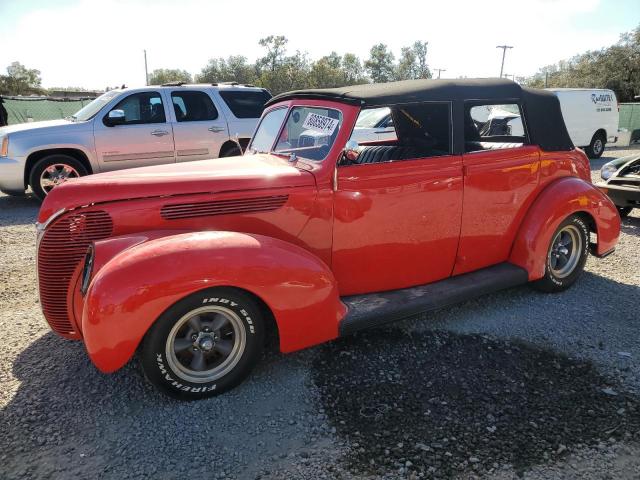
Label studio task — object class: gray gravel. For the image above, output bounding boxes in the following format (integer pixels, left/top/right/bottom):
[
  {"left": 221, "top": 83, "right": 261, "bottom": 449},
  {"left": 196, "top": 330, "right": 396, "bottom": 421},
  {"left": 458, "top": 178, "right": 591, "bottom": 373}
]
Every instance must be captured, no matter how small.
[{"left": 1, "top": 146, "right": 639, "bottom": 480}]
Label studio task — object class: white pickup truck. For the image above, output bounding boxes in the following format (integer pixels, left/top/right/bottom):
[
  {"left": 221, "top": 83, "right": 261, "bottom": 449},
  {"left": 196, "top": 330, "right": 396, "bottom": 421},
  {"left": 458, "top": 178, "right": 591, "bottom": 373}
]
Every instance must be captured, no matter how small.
[{"left": 0, "top": 83, "right": 271, "bottom": 200}]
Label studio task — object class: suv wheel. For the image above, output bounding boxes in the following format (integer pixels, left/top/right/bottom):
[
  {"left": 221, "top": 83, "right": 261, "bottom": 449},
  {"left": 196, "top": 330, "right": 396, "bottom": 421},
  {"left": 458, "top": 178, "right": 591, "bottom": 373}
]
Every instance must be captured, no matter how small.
[
  {"left": 220, "top": 144, "right": 242, "bottom": 157},
  {"left": 533, "top": 214, "right": 589, "bottom": 293},
  {"left": 29, "top": 154, "right": 88, "bottom": 201},
  {"left": 141, "top": 288, "right": 264, "bottom": 400},
  {"left": 585, "top": 132, "right": 606, "bottom": 159}
]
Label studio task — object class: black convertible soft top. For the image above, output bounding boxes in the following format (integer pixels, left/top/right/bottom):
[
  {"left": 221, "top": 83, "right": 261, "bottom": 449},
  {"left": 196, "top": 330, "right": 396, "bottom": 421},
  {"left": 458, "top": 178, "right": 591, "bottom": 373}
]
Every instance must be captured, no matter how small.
[{"left": 266, "top": 78, "right": 574, "bottom": 152}]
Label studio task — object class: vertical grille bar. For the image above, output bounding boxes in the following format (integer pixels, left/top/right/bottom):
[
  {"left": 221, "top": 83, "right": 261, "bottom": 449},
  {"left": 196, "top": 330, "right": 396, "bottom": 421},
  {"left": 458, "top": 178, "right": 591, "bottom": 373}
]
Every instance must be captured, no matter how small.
[{"left": 37, "top": 210, "right": 113, "bottom": 335}]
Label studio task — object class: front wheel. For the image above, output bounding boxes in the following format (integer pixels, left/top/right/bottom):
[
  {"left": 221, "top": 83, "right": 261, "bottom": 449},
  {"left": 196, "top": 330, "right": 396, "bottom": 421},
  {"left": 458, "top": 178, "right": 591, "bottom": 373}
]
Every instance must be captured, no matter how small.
[
  {"left": 29, "top": 154, "right": 88, "bottom": 201},
  {"left": 141, "top": 288, "right": 265, "bottom": 400},
  {"left": 533, "top": 215, "right": 589, "bottom": 293}
]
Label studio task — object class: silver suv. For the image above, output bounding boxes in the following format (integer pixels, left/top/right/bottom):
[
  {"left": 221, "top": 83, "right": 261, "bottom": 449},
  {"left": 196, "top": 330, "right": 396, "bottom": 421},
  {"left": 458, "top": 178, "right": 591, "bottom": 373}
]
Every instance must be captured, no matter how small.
[{"left": 0, "top": 83, "right": 271, "bottom": 200}]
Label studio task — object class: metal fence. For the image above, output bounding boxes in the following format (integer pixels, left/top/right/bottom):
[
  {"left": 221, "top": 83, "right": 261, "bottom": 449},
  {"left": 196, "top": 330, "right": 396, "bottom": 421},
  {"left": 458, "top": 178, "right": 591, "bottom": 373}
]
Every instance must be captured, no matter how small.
[
  {"left": 619, "top": 103, "right": 640, "bottom": 143},
  {"left": 2, "top": 96, "right": 95, "bottom": 125}
]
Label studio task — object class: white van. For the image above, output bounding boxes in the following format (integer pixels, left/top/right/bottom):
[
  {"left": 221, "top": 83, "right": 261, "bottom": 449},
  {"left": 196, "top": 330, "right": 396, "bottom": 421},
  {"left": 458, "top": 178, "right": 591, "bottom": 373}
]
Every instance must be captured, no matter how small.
[{"left": 546, "top": 88, "right": 619, "bottom": 158}]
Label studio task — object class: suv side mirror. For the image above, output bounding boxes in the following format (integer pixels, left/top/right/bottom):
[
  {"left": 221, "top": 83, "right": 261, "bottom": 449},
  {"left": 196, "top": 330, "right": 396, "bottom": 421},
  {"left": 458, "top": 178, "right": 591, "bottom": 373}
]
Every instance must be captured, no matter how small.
[
  {"left": 342, "top": 140, "right": 360, "bottom": 163},
  {"left": 104, "top": 109, "right": 125, "bottom": 127}
]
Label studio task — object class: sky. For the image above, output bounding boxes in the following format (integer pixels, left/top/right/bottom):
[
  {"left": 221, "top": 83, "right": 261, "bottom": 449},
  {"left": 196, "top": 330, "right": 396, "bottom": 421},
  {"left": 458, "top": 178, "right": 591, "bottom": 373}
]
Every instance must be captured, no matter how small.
[{"left": 0, "top": 0, "right": 638, "bottom": 90}]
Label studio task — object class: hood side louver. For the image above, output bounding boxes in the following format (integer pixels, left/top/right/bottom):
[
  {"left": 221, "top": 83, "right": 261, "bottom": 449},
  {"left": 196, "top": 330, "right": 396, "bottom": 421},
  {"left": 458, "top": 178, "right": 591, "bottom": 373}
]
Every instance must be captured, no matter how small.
[{"left": 160, "top": 195, "right": 289, "bottom": 220}]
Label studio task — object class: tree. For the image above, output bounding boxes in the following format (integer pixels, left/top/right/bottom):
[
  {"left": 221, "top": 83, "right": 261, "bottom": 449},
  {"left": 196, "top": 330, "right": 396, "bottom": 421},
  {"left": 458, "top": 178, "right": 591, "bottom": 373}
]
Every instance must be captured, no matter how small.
[
  {"left": 197, "top": 56, "right": 256, "bottom": 84},
  {"left": 148, "top": 68, "right": 192, "bottom": 85},
  {"left": 0, "top": 62, "right": 42, "bottom": 95},
  {"left": 342, "top": 53, "right": 368, "bottom": 84},
  {"left": 524, "top": 24, "right": 640, "bottom": 102},
  {"left": 396, "top": 41, "right": 431, "bottom": 80},
  {"left": 365, "top": 44, "right": 395, "bottom": 83},
  {"left": 309, "top": 52, "right": 347, "bottom": 88}
]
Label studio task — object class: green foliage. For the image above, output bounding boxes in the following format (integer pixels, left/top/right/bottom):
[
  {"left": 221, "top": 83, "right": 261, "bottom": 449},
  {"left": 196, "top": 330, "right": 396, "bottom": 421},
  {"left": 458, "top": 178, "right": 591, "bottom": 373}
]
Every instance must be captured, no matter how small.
[
  {"left": 365, "top": 44, "right": 396, "bottom": 83},
  {"left": 148, "top": 68, "right": 192, "bottom": 85},
  {"left": 525, "top": 24, "right": 640, "bottom": 102},
  {"left": 196, "top": 37, "right": 429, "bottom": 94},
  {"left": 0, "top": 62, "right": 43, "bottom": 95}
]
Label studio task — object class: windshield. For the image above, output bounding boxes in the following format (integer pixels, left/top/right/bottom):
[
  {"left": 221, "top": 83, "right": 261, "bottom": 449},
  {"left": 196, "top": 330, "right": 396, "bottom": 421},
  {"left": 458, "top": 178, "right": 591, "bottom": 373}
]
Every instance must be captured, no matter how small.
[
  {"left": 250, "top": 106, "right": 343, "bottom": 162},
  {"left": 355, "top": 107, "right": 391, "bottom": 128},
  {"left": 72, "top": 90, "right": 122, "bottom": 122}
]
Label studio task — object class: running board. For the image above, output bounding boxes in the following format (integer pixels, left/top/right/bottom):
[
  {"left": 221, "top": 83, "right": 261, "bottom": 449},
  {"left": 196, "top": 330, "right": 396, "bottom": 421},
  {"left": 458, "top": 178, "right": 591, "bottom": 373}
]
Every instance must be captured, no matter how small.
[{"left": 339, "top": 263, "right": 528, "bottom": 336}]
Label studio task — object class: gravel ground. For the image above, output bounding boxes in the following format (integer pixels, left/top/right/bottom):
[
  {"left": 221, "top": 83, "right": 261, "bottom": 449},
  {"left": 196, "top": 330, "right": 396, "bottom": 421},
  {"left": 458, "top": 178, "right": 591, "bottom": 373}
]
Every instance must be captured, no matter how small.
[{"left": 1, "top": 146, "right": 639, "bottom": 480}]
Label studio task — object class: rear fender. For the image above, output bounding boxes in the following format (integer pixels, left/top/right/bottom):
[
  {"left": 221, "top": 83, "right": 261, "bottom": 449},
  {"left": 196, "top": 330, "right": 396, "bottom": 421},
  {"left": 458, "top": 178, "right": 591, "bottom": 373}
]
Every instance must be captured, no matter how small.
[
  {"left": 82, "top": 231, "right": 344, "bottom": 373},
  {"left": 509, "top": 177, "right": 620, "bottom": 280}
]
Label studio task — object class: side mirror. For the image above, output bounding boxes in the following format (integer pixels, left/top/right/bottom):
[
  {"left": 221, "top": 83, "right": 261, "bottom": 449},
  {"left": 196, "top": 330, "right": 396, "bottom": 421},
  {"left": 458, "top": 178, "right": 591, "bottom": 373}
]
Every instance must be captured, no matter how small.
[
  {"left": 343, "top": 140, "right": 360, "bottom": 162},
  {"left": 104, "top": 109, "right": 125, "bottom": 127}
]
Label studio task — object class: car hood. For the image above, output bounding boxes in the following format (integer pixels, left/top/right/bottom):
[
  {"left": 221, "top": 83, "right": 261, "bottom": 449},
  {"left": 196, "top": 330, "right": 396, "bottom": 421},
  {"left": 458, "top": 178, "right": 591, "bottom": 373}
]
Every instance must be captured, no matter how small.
[
  {"left": 0, "top": 119, "right": 89, "bottom": 136},
  {"left": 38, "top": 154, "right": 316, "bottom": 223}
]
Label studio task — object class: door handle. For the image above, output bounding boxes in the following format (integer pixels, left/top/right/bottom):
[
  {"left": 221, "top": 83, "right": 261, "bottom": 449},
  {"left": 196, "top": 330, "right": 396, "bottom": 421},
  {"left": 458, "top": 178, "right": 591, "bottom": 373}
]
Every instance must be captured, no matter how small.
[
  {"left": 151, "top": 130, "right": 169, "bottom": 136},
  {"left": 208, "top": 126, "right": 225, "bottom": 133}
]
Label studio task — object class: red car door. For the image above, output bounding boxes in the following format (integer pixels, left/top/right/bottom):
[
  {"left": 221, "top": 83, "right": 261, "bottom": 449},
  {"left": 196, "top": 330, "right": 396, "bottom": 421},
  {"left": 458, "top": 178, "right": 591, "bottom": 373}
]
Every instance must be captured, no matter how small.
[
  {"left": 453, "top": 145, "right": 541, "bottom": 275},
  {"left": 332, "top": 155, "right": 463, "bottom": 296}
]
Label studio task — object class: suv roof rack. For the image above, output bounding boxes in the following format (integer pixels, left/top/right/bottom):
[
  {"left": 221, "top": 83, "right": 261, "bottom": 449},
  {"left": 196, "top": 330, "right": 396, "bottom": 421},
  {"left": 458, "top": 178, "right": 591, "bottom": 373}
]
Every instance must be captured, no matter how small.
[
  {"left": 211, "top": 82, "right": 256, "bottom": 88},
  {"left": 161, "top": 81, "right": 186, "bottom": 87}
]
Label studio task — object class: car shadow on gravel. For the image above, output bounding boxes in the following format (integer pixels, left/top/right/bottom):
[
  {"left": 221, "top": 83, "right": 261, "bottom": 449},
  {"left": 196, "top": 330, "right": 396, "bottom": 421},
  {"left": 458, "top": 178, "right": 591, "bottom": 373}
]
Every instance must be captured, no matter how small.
[
  {"left": 620, "top": 214, "right": 640, "bottom": 236},
  {"left": 312, "top": 330, "right": 640, "bottom": 479},
  {"left": 0, "top": 193, "right": 39, "bottom": 226},
  {"left": 1, "top": 331, "right": 315, "bottom": 479}
]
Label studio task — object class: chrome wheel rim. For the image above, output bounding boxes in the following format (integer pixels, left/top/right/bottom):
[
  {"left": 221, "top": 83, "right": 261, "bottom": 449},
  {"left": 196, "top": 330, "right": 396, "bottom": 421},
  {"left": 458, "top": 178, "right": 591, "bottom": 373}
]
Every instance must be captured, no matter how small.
[
  {"left": 165, "top": 306, "right": 246, "bottom": 383},
  {"left": 40, "top": 163, "right": 80, "bottom": 194},
  {"left": 548, "top": 225, "right": 582, "bottom": 278},
  {"left": 593, "top": 138, "right": 603, "bottom": 155}
]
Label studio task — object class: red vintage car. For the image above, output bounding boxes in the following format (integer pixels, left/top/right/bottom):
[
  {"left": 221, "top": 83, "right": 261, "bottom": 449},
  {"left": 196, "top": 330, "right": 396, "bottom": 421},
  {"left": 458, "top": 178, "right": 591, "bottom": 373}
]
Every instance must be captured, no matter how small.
[{"left": 36, "top": 79, "right": 620, "bottom": 399}]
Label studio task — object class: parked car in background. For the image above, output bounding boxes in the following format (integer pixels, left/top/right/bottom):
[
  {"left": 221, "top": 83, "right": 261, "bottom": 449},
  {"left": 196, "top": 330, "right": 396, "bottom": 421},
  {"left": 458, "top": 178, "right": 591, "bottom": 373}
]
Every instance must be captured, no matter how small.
[
  {"left": 546, "top": 88, "right": 619, "bottom": 158},
  {"left": 598, "top": 152, "right": 640, "bottom": 217},
  {"left": 0, "top": 83, "right": 271, "bottom": 200},
  {"left": 350, "top": 107, "right": 396, "bottom": 143},
  {"left": 35, "top": 78, "right": 619, "bottom": 400}
]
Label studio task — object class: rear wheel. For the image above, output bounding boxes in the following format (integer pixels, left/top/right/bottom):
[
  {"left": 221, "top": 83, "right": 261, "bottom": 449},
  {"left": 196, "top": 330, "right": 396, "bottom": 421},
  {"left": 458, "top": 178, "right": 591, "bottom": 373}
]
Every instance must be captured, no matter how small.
[
  {"left": 533, "top": 215, "right": 589, "bottom": 293},
  {"left": 585, "top": 132, "right": 606, "bottom": 159},
  {"left": 29, "top": 154, "right": 88, "bottom": 201},
  {"left": 141, "top": 288, "right": 264, "bottom": 400},
  {"left": 220, "top": 144, "right": 242, "bottom": 157}
]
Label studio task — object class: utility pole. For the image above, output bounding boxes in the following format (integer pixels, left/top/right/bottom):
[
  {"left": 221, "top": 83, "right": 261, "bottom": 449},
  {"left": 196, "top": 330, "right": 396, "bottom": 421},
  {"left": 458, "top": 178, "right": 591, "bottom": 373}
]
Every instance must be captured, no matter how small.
[
  {"left": 545, "top": 71, "right": 549, "bottom": 88},
  {"left": 144, "top": 50, "right": 149, "bottom": 86},
  {"left": 434, "top": 68, "right": 446, "bottom": 79},
  {"left": 496, "top": 45, "right": 513, "bottom": 78}
]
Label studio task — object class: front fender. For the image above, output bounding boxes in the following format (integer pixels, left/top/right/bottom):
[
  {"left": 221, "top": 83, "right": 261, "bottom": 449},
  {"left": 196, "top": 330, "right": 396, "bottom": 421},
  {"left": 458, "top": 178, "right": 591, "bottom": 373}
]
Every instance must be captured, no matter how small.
[
  {"left": 509, "top": 177, "right": 620, "bottom": 280},
  {"left": 82, "top": 231, "right": 344, "bottom": 373}
]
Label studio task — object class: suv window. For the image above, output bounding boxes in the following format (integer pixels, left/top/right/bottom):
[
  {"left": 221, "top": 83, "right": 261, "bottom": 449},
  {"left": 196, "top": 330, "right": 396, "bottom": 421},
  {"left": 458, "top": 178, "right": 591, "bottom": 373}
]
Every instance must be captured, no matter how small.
[
  {"left": 171, "top": 91, "right": 218, "bottom": 122},
  {"left": 111, "top": 92, "right": 166, "bottom": 125},
  {"left": 465, "top": 103, "right": 527, "bottom": 152},
  {"left": 219, "top": 90, "right": 271, "bottom": 118}
]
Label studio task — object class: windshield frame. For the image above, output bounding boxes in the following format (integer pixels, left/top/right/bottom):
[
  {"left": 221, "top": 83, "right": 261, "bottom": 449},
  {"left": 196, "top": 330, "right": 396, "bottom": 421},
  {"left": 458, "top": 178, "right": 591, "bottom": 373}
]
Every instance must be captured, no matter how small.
[
  {"left": 72, "top": 90, "right": 123, "bottom": 122},
  {"left": 248, "top": 103, "right": 345, "bottom": 163}
]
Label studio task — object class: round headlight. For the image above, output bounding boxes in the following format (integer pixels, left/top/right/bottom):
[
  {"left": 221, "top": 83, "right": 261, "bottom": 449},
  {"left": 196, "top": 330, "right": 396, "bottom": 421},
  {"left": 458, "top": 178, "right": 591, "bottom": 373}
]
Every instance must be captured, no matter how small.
[
  {"left": 600, "top": 163, "right": 617, "bottom": 181},
  {"left": 80, "top": 245, "right": 94, "bottom": 295}
]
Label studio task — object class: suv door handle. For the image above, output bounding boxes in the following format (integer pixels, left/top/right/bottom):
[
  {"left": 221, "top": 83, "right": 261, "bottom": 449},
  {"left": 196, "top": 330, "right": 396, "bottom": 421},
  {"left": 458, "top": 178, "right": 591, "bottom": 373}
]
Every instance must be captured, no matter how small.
[
  {"left": 151, "top": 130, "right": 169, "bottom": 136},
  {"left": 208, "top": 126, "right": 225, "bottom": 133}
]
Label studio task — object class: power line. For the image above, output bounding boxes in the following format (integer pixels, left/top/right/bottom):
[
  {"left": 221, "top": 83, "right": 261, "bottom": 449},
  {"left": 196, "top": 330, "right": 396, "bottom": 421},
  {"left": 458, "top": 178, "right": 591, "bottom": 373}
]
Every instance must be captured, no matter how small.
[{"left": 496, "top": 45, "right": 513, "bottom": 78}]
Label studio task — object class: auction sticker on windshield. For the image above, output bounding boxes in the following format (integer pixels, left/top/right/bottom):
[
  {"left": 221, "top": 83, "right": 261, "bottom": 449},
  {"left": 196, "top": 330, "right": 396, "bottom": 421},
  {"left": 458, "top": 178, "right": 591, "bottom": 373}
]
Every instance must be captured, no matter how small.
[{"left": 302, "top": 112, "right": 339, "bottom": 135}]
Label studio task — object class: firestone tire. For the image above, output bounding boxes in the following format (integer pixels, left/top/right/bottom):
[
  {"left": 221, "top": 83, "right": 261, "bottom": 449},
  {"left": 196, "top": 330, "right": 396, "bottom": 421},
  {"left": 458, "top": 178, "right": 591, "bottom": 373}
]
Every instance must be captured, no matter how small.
[
  {"left": 141, "top": 288, "right": 265, "bottom": 400},
  {"left": 585, "top": 132, "right": 606, "bottom": 159},
  {"left": 29, "top": 154, "right": 88, "bottom": 201},
  {"left": 532, "top": 214, "right": 589, "bottom": 293}
]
